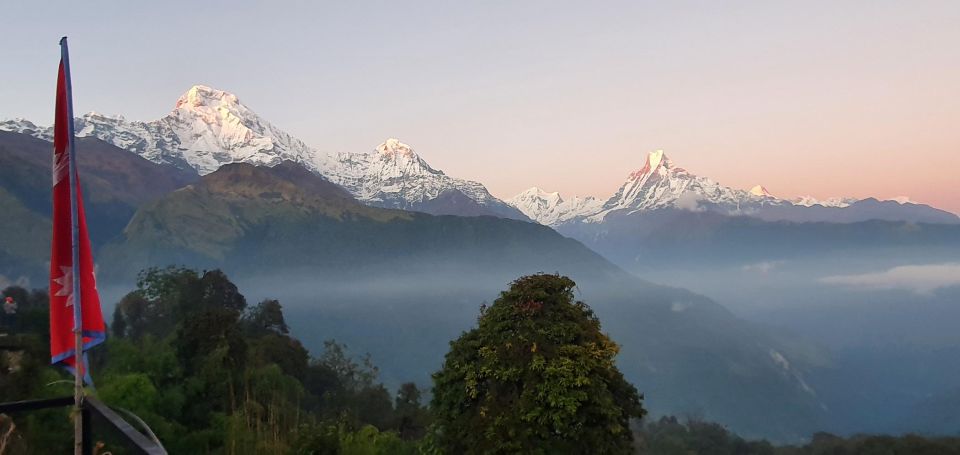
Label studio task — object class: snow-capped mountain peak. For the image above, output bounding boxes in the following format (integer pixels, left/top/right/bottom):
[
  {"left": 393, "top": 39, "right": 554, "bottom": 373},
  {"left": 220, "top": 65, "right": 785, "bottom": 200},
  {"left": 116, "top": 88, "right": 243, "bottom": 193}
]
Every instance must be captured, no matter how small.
[
  {"left": 0, "top": 85, "right": 527, "bottom": 220},
  {"left": 509, "top": 149, "right": 761, "bottom": 225},
  {"left": 376, "top": 138, "right": 416, "bottom": 158},
  {"left": 648, "top": 148, "right": 664, "bottom": 168},
  {"left": 24, "top": 85, "right": 322, "bottom": 176},
  {"left": 175, "top": 85, "right": 239, "bottom": 110},
  {"left": 162, "top": 85, "right": 319, "bottom": 174},
  {"left": 0, "top": 118, "right": 47, "bottom": 138},
  {"left": 508, "top": 187, "right": 564, "bottom": 213},
  {"left": 365, "top": 138, "right": 443, "bottom": 181},
  {"left": 515, "top": 187, "right": 563, "bottom": 204},
  {"left": 507, "top": 187, "right": 602, "bottom": 226},
  {"left": 594, "top": 149, "right": 745, "bottom": 218},
  {"left": 750, "top": 185, "right": 774, "bottom": 198},
  {"left": 628, "top": 149, "right": 670, "bottom": 181}
]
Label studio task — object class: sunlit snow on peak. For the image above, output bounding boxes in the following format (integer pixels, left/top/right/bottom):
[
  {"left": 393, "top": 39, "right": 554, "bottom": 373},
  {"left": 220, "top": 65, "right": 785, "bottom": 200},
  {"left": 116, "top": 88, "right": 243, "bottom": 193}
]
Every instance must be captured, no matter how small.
[
  {"left": 792, "top": 196, "right": 856, "bottom": 208},
  {"left": 648, "top": 149, "right": 664, "bottom": 170},
  {"left": 750, "top": 185, "right": 773, "bottom": 198},
  {"left": 0, "top": 86, "right": 523, "bottom": 217},
  {"left": 629, "top": 149, "right": 669, "bottom": 180},
  {"left": 507, "top": 187, "right": 601, "bottom": 226},
  {"left": 175, "top": 85, "right": 239, "bottom": 110},
  {"left": 376, "top": 138, "right": 416, "bottom": 158},
  {"left": 520, "top": 187, "right": 562, "bottom": 201},
  {"left": 888, "top": 196, "right": 914, "bottom": 205}
]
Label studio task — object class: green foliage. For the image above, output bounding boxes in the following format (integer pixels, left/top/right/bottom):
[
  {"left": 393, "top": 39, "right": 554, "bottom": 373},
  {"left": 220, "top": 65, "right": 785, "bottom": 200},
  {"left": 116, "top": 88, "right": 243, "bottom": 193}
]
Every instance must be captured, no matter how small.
[
  {"left": 634, "top": 416, "right": 776, "bottom": 455},
  {"left": 0, "top": 269, "right": 423, "bottom": 454},
  {"left": 291, "top": 423, "right": 342, "bottom": 454},
  {"left": 340, "top": 424, "right": 418, "bottom": 455},
  {"left": 289, "top": 423, "right": 421, "bottom": 455},
  {"left": 395, "top": 383, "right": 430, "bottom": 440},
  {"left": 429, "top": 273, "right": 646, "bottom": 454},
  {"left": 776, "top": 432, "right": 960, "bottom": 455},
  {"left": 244, "top": 299, "right": 290, "bottom": 335}
]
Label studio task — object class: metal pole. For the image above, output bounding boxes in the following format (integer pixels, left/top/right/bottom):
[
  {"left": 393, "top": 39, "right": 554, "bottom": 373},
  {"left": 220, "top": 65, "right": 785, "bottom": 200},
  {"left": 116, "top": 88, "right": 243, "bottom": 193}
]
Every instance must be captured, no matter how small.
[{"left": 60, "top": 35, "right": 85, "bottom": 455}]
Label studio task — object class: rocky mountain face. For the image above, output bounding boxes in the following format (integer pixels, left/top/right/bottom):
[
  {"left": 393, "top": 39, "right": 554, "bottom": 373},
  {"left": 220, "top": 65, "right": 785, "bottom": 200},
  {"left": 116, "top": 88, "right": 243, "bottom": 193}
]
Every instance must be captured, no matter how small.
[
  {"left": 0, "top": 86, "right": 527, "bottom": 220},
  {"left": 507, "top": 150, "right": 959, "bottom": 226}
]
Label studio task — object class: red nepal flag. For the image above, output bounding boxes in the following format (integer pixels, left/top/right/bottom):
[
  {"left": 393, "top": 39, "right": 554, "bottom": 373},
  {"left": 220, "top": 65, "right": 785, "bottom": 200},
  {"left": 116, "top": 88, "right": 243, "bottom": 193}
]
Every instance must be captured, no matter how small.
[{"left": 50, "top": 41, "right": 106, "bottom": 382}]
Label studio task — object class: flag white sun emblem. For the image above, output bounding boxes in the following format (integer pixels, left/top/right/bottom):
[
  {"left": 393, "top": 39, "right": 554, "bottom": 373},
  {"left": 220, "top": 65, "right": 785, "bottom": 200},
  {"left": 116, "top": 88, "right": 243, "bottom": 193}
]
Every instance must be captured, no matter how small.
[{"left": 53, "top": 265, "right": 74, "bottom": 307}]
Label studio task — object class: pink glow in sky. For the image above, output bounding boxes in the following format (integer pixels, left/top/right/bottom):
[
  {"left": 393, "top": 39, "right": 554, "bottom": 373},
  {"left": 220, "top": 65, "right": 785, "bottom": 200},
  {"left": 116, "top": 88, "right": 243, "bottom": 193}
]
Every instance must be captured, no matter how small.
[{"left": 2, "top": 2, "right": 958, "bottom": 213}]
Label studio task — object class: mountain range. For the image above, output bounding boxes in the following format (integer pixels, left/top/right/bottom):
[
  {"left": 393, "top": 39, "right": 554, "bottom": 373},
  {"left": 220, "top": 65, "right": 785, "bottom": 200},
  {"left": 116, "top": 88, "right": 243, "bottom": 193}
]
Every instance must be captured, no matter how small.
[
  {"left": 507, "top": 149, "right": 959, "bottom": 226},
  {"left": 0, "top": 85, "right": 526, "bottom": 221},
  {"left": 4, "top": 85, "right": 956, "bottom": 229}
]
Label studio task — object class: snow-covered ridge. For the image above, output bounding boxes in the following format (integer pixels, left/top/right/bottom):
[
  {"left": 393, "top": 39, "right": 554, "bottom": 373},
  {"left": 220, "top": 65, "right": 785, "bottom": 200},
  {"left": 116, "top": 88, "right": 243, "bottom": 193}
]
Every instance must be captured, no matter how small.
[
  {"left": 506, "top": 187, "right": 602, "bottom": 227},
  {"left": 4, "top": 89, "right": 951, "bottom": 225},
  {"left": 0, "top": 118, "right": 49, "bottom": 139},
  {"left": 509, "top": 150, "right": 789, "bottom": 225},
  {"left": 594, "top": 149, "right": 764, "bottom": 216},
  {"left": 507, "top": 149, "right": 957, "bottom": 226},
  {"left": 0, "top": 85, "right": 521, "bottom": 218},
  {"left": 505, "top": 148, "right": 960, "bottom": 226},
  {"left": 791, "top": 195, "right": 856, "bottom": 208}
]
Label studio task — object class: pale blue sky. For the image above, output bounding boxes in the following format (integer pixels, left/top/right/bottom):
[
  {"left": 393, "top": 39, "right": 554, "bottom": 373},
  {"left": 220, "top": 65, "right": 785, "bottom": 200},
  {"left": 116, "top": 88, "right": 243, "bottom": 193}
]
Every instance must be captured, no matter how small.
[{"left": 2, "top": 1, "right": 958, "bottom": 211}]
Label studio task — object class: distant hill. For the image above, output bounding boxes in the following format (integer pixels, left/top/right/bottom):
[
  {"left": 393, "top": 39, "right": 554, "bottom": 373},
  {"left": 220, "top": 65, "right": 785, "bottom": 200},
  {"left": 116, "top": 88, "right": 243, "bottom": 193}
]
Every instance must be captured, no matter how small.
[
  {"left": 98, "top": 161, "right": 608, "bottom": 280},
  {"left": 0, "top": 131, "right": 196, "bottom": 281}
]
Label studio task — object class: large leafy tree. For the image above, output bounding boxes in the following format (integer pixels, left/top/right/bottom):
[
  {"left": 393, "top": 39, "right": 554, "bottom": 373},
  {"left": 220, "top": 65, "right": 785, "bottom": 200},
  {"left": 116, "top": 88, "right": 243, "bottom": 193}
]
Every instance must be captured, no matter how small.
[{"left": 430, "top": 274, "right": 645, "bottom": 454}]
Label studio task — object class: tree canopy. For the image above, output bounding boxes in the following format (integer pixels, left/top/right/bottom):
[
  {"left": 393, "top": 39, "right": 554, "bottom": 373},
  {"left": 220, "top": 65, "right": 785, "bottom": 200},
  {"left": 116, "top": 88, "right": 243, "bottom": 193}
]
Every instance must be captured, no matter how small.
[{"left": 429, "top": 273, "right": 645, "bottom": 454}]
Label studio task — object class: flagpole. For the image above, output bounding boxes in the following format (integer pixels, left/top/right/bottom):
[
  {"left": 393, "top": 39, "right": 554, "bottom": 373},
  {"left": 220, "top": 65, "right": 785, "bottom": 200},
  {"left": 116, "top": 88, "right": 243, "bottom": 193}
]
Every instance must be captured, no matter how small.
[{"left": 59, "top": 35, "right": 85, "bottom": 455}]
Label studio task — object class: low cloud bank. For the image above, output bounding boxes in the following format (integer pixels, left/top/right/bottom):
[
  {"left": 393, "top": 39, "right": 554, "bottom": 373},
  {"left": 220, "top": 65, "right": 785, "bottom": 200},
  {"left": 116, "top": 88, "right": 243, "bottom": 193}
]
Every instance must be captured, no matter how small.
[{"left": 820, "top": 263, "right": 960, "bottom": 294}]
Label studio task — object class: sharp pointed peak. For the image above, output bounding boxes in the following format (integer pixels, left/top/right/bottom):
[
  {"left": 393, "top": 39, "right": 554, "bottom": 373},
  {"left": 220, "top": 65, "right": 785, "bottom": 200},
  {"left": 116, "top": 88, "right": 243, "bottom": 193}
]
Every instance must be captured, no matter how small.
[
  {"left": 648, "top": 149, "right": 665, "bottom": 168},
  {"left": 629, "top": 149, "right": 671, "bottom": 179}
]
